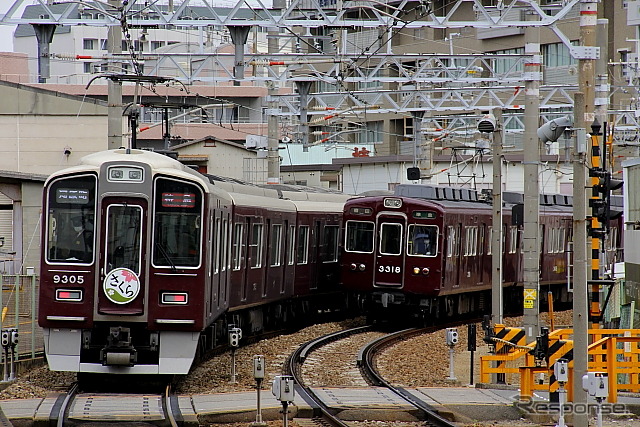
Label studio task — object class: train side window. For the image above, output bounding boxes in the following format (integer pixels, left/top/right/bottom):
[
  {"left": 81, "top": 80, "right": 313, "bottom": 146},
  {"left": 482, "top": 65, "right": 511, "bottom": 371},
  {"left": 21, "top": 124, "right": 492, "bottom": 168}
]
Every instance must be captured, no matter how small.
[
  {"left": 250, "top": 223, "right": 263, "bottom": 268},
  {"left": 407, "top": 224, "right": 437, "bottom": 257},
  {"left": 487, "top": 226, "right": 492, "bottom": 256},
  {"left": 345, "top": 221, "right": 374, "bottom": 253},
  {"left": 379, "top": 223, "right": 402, "bottom": 256},
  {"left": 323, "top": 225, "right": 339, "bottom": 262},
  {"left": 297, "top": 225, "right": 309, "bottom": 264},
  {"left": 232, "top": 223, "right": 243, "bottom": 270},
  {"left": 270, "top": 224, "right": 283, "bottom": 266},
  {"left": 287, "top": 225, "right": 295, "bottom": 265},
  {"left": 509, "top": 226, "right": 518, "bottom": 254},
  {"left": 447, "top": 226, "right": 455, "bottom": 258},
  {"left": 222, "top": 219, "right": 229, "bottom": 271},
  {"left": 214, "top": 217, "right": 221, "bottom": 273}
]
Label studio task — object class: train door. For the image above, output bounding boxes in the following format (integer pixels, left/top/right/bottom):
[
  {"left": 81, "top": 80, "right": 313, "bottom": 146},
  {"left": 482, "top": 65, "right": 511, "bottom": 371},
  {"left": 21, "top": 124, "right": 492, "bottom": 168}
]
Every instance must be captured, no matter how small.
[
  {"left": 97, "top": 197, "right": 147, "bottom": 315},
  {"left": 374, "top": 213, "right": 405, "bottom": 287}
]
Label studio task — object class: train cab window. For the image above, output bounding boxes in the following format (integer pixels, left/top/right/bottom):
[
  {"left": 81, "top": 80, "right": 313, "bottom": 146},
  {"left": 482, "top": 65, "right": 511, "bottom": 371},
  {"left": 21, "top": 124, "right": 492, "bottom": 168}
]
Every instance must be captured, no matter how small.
[
  {"left": 270, "top": 224, "right": 283, "bottom": 266},
  {"left": 345, "top": 221, "right": 374, "bottom": 253},
  {"left": 297, "top": 225, "right": 309, "bottom": 264},
  {"left": 250, "top": 223, "right": 264, "bottom": 268},
  {"left": 407, "top": 225, "right": 437, "bottom": 257},
  {"left": 323, "top": 225, "right": 339, "bottom": 262},
  {"left": 232, "top": 223, "right": 244, "bottom": 270},
  {"left": 379, "top": 223, "right": 402, "bottom": 255},
  {"left": 105, "top": 204, "right": 142, "bottom": 274},
  {"left": 153, "top": 178, "right": 203, "bottom": 268},
  {"left": 46, "top": 175, "right": 96, "bottom": 264}
]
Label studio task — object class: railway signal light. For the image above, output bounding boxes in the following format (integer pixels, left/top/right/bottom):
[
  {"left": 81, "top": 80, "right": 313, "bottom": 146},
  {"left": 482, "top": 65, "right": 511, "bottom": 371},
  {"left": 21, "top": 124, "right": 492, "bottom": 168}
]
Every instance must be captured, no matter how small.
[
  {"left": 9, "top": 329, "right": 18, "bottom": 347},
  {"left": 445, "top": 328, "right": 459, "bottom": 346},
  {"left": 537, "top": 115, "right": 573, "bottom": 143},
  {"left": 0, "top": 330, "right": 8, "bottom": 348},
  {"left": 477, "top": 113, "right": 497, "bottom": 133},
  {"left": 589, "top": 169, "right": 623, "bottom": 235},
  {"left": 407, "top": 167, "right": 420, "bottom": 181},
  {"left": 229, "top": 327, "right": 241, "bottom": 347}
]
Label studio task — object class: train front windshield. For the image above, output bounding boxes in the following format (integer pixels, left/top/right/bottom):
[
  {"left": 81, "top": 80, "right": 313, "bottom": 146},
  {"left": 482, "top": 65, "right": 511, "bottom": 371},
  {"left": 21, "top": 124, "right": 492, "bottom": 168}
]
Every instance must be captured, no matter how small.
[
  {"left": 153, "top": 178, "right": 203, "bottom": 268},
  {"left": 46, "top": 175, "right": 96, "bottom": 264}
]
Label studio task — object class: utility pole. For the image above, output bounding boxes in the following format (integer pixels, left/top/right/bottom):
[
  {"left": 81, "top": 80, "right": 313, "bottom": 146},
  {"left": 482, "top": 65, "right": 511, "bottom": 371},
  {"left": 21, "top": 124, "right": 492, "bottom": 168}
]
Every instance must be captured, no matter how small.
[
  {"left": 522, "top": 13, "right": 541, "bottom": 342},
  {"left": 266, "top": 0, "right": 284, "bottom": 185},
  {"left": 107, "top": 0, "right": 123, "bottom": 150},
  {"left": 573, "top": 0, "right": 599, "bottom": 420},
  {"left": 491, "top": 108, "right": 503, "bottom": 326}
]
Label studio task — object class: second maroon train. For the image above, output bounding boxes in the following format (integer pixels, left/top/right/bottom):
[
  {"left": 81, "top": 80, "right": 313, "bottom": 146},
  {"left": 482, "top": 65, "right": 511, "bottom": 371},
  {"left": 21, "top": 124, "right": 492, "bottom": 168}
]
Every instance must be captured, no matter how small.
[{"left": 341, "top": 184, "right": 621, "bottom": 323}]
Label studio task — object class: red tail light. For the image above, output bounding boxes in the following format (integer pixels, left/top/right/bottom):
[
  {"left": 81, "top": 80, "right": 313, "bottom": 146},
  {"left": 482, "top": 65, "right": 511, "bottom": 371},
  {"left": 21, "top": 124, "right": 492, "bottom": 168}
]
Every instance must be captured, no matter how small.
[
  {"left": 55, "top": 289, "right": 83, "bottom": 302},
  {"left": 161, "top": 292, "right": 188, "bottom": 304}
]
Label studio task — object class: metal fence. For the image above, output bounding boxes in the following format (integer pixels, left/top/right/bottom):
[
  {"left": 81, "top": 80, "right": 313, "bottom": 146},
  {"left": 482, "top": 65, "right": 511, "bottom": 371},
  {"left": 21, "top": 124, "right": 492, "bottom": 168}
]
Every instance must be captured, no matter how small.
[{"left": 0, "top": 273, "right": 43, "bottom": 360}]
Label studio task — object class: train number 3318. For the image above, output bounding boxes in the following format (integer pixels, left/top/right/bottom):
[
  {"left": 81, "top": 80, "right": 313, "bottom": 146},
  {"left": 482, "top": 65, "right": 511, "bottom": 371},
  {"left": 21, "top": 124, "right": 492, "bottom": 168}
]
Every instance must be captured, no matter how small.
[{"left": 378, "top": 266, "right": 401, "bottom": 273}]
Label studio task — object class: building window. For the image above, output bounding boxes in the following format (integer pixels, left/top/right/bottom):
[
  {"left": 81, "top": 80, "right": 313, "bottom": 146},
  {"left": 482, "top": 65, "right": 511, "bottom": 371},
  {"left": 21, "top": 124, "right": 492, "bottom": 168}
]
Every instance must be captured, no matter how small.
[
  {"left": 83, "top": 38, "right": 97, "bottom": 50},
  {"left": 83, "top": 62, "right": 92, "bottom": 73},
  {"left": 151, "top": 41, "right": 165, "bottom": 50},
  {"left": 543, "top": 42, "right": 577, "bottom": 68}
]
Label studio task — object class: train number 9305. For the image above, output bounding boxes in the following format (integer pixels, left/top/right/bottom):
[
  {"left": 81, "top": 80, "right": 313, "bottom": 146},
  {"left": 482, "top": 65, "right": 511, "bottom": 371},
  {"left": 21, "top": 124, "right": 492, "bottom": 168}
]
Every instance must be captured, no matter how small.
[
  {"left": 378, "top": 265, "right": 401, "bottom": 273},
  {"left": 52, "top": 274, "right": 85, "bottom": 284}
]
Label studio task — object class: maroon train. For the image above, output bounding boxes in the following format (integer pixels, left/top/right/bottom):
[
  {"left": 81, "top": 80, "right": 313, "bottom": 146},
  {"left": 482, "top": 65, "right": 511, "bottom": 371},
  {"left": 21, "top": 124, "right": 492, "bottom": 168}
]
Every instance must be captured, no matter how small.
[
  {"left": 340, "top": 184, "right": 621, "bottom": 323},
  {"left": 39, "top": 149, "right": 348, "bottom": 375}
]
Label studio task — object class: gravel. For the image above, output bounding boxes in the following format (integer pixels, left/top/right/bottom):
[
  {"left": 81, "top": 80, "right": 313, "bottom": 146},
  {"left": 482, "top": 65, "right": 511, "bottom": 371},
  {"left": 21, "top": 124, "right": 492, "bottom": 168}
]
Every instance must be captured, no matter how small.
[{"left": 3, "top": 310, "right": 634, "bottom": 427}]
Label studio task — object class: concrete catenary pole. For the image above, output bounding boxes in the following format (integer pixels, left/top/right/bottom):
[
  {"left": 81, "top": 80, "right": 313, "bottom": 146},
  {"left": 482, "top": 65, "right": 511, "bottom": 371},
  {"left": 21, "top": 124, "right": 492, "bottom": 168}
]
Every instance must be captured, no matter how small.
[
  {"left": 573, "top": 0, "right": 598, "bottom": 420},
  {"left": 492, "top": 108, "right": 503, "bottom": 326},
  {"left": 266, "top": 0, "right": 285, "bottom": 184},
  {"left": 522, "top": 16, "right": 542, "bottom": 342},
  {"left": 107, "top": 0, "right": 123, "bottom": 150}
]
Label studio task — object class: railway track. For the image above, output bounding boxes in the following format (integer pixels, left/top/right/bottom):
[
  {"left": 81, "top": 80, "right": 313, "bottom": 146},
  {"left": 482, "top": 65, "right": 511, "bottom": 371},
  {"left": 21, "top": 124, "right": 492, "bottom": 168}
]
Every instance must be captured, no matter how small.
[
  {"left": 358, "top": 328, "right": 458, "bottom": 427},
  {"left": 286, "top": 325, "right": 459, "bottom": 427},
  {"left": 48, "top": 382, "right": 181, "bottom": 426}
]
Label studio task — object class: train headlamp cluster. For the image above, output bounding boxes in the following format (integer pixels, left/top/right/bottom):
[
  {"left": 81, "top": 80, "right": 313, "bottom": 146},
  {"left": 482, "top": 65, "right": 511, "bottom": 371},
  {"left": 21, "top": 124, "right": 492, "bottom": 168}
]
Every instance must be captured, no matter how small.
[
  {"left": 412, "top": 267, "right": 430, "bottom": 276},
  {"left": 383, "top": 198, "right": 403, "bottom": 208},
  {"left": 350, "top": 263, "right": 366, "bottom": 271}
]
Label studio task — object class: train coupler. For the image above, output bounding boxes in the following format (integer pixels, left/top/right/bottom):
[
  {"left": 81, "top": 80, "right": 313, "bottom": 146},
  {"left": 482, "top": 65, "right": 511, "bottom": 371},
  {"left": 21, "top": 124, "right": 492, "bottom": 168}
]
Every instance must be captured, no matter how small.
[{"left": 100, "top": 326, "right": 138, "bottom": 366}]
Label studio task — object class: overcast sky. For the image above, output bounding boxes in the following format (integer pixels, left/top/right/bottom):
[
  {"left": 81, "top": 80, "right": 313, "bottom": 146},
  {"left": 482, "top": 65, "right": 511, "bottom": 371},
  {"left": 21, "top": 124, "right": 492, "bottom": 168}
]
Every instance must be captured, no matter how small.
[{"left": 0, "top": 2, "right": 24, "bottom": 53}]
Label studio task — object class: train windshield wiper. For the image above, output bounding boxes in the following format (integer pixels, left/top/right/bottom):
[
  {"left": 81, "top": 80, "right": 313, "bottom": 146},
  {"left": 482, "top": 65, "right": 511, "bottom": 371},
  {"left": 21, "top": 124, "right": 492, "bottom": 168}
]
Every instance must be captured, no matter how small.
[{"left": 155, "top": 242, "right": 177, "bottom": 273}]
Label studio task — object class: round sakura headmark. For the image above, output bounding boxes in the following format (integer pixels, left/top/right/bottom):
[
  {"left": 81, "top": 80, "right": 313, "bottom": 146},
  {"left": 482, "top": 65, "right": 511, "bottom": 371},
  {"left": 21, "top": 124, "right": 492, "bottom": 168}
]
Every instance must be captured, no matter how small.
[{"left": 103, "top": 267, "right": 140, "bottom": 304}]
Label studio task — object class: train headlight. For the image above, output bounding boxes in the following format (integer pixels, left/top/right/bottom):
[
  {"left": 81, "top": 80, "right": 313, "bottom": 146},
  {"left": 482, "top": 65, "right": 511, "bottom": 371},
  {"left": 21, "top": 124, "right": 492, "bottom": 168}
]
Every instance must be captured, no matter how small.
[
  {"left": 359, "top": 264, "right": 366, "bottom": 271},
  {"left": 350, "top": 263, "right": 357, "bottom": 271},
  {"left": 422, "top": 267, "right": 430, "bottom": 276},
  {"left": 413, "top": 267, "right": 420, "bottom": 275}
]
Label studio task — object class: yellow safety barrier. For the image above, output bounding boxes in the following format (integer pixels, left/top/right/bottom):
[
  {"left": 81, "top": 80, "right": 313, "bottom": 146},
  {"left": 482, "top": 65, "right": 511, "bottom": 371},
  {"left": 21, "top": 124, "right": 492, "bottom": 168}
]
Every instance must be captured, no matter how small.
[{"left": 480, "top": 328, "right": 640, "bottom": 403}]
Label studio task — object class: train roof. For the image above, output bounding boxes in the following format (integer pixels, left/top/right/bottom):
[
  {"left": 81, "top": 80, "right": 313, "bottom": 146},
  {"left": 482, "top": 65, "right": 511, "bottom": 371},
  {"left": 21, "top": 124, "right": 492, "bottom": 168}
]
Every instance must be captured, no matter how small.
[
  {"left": 290, "top": 199, "right": 346, "bottom": 213},
  {"left": 47, "top": 148, "right": 212, "bottom": 188},
  {"left": 227, "top": 191, "right": 297, "bottom": 212}
]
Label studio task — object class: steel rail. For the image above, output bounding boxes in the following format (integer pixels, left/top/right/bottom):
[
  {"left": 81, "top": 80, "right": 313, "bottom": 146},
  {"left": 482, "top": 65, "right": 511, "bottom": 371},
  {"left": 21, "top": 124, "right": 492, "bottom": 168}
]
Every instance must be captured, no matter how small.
[
  {"left": 286, "top": 325, "right": 373, "bottom": 427},
  {"left": 358, "top": 328, "right": 459, "bottom": 427}
]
